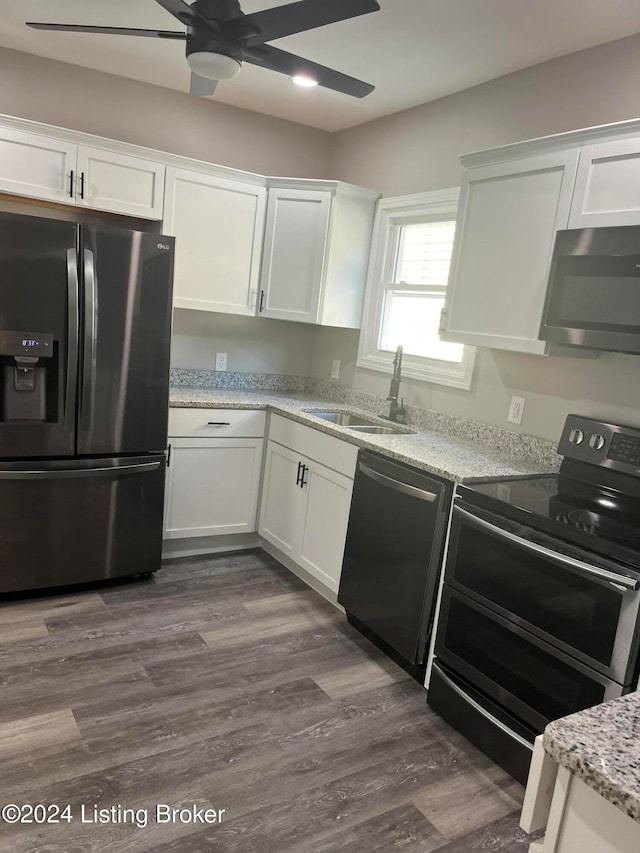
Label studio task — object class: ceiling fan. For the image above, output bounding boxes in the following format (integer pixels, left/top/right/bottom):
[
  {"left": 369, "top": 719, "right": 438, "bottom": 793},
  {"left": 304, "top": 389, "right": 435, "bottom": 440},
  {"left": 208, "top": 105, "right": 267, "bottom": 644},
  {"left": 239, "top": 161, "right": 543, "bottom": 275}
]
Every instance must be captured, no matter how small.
[{"left": 26, "top": 0, "right": 380, "bottom": 98}]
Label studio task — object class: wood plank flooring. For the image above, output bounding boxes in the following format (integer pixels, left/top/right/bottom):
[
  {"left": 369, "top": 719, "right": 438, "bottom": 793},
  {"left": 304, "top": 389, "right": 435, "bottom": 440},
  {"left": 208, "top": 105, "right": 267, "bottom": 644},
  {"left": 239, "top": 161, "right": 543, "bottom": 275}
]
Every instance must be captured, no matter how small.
[{"left": 0, "top": 550, "right": 538, "bottom": 852}]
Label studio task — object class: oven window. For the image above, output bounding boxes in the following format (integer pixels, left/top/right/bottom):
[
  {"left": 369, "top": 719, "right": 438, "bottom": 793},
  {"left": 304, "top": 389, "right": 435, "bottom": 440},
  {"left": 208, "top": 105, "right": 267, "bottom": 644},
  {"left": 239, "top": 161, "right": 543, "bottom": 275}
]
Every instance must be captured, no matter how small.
[
  {"left": 439, "top": 595, "right": 607, "bottom": 728},
  {"left": 450, "top": 517, "right": 622, "bottom": 666}
]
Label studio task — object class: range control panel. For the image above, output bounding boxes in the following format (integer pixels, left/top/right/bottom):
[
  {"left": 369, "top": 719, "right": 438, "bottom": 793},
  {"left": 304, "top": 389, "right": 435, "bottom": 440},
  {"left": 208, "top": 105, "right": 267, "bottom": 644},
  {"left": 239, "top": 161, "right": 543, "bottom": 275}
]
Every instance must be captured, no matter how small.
[{"left": 558, "top": 414, "right": 640, "bottom": 476}]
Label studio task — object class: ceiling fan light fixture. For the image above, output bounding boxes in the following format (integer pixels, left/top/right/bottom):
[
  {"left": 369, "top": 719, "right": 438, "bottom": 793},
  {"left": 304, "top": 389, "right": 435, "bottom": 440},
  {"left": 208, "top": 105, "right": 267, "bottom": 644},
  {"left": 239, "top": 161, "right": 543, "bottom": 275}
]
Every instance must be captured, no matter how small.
[
  {"left": 187, "top": 51, "right": 241, "bottom": 80},
  {"left": 292, "top": 74, "right": 319, "bottom": 88}
]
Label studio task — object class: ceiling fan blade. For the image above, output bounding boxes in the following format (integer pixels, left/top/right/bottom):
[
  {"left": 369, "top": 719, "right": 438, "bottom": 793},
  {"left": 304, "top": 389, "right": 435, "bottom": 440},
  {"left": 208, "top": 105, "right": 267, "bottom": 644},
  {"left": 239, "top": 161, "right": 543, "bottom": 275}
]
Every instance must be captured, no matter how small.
[
  {"left": 244, "top": 45, "right": 374, "bottom": 98},
  {"left": 224, "top": 0, "right": 380, "bottom": 47},
  {"left": 154, "top": 0, "right": 216, "bottom": 29},
  {"left": 26, "top": 22, "right": 186, "bottom": 39},
  {"left": 190, "top": 73, "right": 218, "bottom": 97}
]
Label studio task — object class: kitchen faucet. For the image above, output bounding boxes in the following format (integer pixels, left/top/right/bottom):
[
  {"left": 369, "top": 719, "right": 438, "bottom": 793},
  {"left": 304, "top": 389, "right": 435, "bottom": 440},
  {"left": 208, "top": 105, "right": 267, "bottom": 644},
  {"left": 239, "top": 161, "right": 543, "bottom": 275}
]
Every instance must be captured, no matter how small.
[{"left": 386, "top": 345, "right": 407, "bottom": 423}]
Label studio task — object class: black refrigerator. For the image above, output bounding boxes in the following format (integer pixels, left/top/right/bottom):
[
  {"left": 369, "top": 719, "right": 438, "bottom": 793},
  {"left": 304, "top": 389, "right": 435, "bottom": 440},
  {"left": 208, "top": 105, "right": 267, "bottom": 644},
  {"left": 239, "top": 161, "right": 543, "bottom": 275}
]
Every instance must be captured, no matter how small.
[{"left": 0, "top": 211, "right": 174, "bottom": 593}]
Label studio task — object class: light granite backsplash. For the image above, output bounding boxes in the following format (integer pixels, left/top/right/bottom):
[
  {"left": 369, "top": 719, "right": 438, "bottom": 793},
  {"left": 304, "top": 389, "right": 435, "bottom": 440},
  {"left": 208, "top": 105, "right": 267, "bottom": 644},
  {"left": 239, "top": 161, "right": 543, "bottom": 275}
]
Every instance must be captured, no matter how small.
[
  {"left": 306, "top": 379, "right": 560, "bottom": 470},
  {"left": 170, "top": 369, "right": 306, "bottom": 392},
  {"left": 171, "top": 370, "right": 560, "bottom": 470}
]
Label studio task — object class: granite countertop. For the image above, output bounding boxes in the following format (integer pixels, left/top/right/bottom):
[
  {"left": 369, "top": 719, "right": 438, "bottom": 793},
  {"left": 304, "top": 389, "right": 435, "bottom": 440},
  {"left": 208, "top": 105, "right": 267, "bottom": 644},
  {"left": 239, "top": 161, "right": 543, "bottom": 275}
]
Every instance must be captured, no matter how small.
[
  {"left": 169, "top": 387, "right": 559, "bottom": 483},
  {"left": 543, "top": 692, "right": 640, "bottom": 824}
]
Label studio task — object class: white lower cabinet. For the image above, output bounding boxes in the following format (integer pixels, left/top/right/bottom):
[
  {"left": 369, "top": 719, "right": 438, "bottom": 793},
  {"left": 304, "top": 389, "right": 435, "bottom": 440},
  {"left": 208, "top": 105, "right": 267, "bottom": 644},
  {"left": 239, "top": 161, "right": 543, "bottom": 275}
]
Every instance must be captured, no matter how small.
[
  {"left": 258, "top": 414, "right": 357, "bottom": 594},
  {"left": 165, "top": 409, "right": 265, "bottom": 540},
  {"left": 521, "top": 737, "right": 640, "bottom": 853},
  {"left": 259, "top": 441, "right": 308, "bottom": 557}
]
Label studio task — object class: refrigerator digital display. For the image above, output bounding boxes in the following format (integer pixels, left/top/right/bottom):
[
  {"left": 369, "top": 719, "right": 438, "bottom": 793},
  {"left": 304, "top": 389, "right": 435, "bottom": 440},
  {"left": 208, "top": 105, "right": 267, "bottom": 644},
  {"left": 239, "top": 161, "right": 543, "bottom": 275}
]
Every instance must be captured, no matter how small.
[{"left": 0, "top": 330, "right": 53, "bottom": 358}]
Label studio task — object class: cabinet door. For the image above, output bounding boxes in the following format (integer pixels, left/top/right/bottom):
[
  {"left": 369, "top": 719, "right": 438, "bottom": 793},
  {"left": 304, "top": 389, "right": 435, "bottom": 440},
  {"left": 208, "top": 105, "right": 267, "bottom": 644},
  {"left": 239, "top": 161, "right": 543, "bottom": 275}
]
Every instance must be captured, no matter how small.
[
  {"left": 76, "top": 147, "right": 165, "bottom": 219},
  {"left": 298, "top": 461, "right": 354, "bottom": 594},
  {"left": 443, "top": 150, "right": 580, "bottom": 354},
  {"left": 569, "top": 138, "right": 640, "bottom": 228},
  {"left": 258, "top": 440, "right": 306, "bottom": 558},
  {"left": 164, "top": 438, "right": 263, "bottom": 539},
  {"left": 259, "top": 188, "right": 330, "bottom": 323},
  {"left": 164, "top": 168, "right": 266, "bottom": 315},
  {"left": 0, "top": 127, "right": 76, "bottom": 204}
]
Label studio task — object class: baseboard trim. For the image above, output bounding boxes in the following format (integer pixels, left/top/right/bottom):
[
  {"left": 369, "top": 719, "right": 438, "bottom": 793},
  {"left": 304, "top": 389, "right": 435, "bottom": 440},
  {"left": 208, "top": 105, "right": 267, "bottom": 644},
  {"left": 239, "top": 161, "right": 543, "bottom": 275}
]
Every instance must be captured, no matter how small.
[
  {"left": 259, "top": 538, "right": 343, "bottom": 611},
  {"left": 162, "top": 533, "right": 260, "bottom": 560}
]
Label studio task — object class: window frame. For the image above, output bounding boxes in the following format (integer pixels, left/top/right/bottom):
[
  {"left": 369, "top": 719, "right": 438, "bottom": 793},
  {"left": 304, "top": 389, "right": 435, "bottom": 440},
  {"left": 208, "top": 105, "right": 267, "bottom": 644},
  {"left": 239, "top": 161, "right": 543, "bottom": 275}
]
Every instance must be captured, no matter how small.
[{"left": 357, "top": 188, "right": 477, "bottom": 390}]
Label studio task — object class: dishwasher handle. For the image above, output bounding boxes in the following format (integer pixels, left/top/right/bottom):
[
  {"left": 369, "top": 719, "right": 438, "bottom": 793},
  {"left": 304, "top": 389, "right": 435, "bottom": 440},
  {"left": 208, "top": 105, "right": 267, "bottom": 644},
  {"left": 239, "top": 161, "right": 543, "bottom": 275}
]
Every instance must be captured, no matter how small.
[{"left": 358, "top": 460, "right": 438, "bottom": 502}]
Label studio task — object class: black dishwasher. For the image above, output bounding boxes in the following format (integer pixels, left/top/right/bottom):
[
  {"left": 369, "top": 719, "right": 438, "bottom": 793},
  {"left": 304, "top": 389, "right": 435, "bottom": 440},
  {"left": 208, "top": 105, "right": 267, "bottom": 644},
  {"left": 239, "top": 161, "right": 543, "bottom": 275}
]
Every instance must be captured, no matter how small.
[{"left": 338, "top": 450, "right": 453, "bottom": 680}]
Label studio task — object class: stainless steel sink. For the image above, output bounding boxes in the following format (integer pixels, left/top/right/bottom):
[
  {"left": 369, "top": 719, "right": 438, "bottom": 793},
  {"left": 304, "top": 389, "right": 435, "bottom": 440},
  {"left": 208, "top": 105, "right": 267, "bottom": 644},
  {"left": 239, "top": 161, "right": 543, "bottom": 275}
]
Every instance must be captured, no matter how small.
[
  {"left": 303, "top": 410, "right": 414, "bottom": 435},
  {"left": 347, "top": 424, "right": 411, "bottom": 434},
  {"left": 306, "top": 411, "right": 377, "bottom": 426}
]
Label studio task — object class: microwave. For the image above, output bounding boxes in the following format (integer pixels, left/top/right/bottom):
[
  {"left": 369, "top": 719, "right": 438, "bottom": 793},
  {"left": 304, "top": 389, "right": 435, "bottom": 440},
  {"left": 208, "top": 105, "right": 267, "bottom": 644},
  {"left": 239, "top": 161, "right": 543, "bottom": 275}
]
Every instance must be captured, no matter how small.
[{"left": 540, "top": 225, "right": 640, "bottom": 355}]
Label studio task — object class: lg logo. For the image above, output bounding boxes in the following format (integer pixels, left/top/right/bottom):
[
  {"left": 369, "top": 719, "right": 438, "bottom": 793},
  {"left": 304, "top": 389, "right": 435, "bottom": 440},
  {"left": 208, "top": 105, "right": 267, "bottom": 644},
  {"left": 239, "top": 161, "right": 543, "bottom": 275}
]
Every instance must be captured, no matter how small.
[{"left": 157, "top": 242, "right": 170, "bottom": 251}]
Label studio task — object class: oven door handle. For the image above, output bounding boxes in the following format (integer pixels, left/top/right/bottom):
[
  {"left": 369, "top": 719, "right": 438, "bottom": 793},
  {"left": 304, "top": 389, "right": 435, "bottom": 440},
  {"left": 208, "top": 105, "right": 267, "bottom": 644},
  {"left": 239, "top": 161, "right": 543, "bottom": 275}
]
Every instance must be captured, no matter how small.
[
  {"left": 432, "top": 663, "right": 533, "bottom": 752},
  {"left": 455, "top": 506, "right": 640, "bottom": 591}
]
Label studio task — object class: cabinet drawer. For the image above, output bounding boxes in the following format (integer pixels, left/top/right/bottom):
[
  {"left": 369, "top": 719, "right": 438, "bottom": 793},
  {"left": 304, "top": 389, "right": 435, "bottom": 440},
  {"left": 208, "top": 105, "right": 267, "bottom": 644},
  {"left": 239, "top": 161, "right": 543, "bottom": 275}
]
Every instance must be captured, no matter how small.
[
  {"left": 168, "top": 408, "right": 266, "bottom": 438},
  {"left": 268, "top": 413, "right": 357, "bottom": 477}
]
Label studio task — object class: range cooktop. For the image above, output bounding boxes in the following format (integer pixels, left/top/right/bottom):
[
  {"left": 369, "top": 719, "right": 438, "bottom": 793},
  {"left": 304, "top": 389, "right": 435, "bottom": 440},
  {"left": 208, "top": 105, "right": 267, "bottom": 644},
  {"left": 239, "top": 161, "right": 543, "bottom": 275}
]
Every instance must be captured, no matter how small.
[{"left": 459, "top": 415, "right": 640, "bottom": 570}]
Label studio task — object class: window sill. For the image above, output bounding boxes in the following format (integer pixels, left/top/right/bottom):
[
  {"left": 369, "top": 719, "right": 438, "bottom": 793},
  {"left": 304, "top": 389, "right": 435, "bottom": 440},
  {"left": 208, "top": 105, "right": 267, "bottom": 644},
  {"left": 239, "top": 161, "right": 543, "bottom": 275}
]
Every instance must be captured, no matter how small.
[{"left": 357, "top": 348, "right": 477, "bottom": 390}]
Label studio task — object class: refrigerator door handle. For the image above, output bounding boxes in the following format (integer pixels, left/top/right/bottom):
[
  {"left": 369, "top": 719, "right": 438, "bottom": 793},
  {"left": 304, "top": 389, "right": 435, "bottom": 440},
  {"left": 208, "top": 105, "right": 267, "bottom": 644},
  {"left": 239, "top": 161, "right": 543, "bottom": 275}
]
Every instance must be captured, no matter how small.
[
  {"left": 80, "top": 248, "right": 97, "bottom": 429},
  {"left": 0, "top": 461, "right": 161, "bottom": 480},
  {"left": 65, "top": 248, "right": 79, "bottom": 431}
]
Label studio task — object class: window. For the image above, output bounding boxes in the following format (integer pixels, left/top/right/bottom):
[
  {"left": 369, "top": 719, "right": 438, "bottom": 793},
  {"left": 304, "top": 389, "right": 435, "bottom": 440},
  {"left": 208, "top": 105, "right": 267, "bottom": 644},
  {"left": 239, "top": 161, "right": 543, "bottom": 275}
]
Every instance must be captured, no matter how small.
[{"left": 358, "top": 189, "right": 476, "bottom": 389}]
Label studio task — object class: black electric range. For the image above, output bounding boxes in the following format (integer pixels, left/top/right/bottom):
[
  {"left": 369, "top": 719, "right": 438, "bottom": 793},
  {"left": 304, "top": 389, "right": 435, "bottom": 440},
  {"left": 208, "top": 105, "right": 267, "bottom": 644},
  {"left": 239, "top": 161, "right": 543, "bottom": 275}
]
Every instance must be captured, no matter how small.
[
  {"left": 428, "top": 414, "right": 640, "bottom": 785},
  {"left": 459, "top": 415, "right": 640, "bottom": 572}
]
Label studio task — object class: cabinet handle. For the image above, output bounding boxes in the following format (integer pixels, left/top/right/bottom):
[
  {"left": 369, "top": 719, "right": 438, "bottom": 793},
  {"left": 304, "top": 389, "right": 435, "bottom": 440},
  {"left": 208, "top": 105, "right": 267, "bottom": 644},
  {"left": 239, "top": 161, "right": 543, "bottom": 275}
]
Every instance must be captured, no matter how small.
[
  {"left": 300, "top": 464, "right": 308, "bottom": 488},
  {"left": 167, "top": 444, "right": 171, "bottom": 467},
  {"left": 207, "top": 421, "right": 231, "bottom": 426},
  {"left": 296, "top": 460, "right": 303, "bottom": 486},
  {"left": 79, "top": 171, "right": 85, "bottom": 200},
  {"left": 69, "top": 170, "right": 74, "bottom": 198},
  {"left": 259, "top": 290, "right": 265, "bottom": 312}
]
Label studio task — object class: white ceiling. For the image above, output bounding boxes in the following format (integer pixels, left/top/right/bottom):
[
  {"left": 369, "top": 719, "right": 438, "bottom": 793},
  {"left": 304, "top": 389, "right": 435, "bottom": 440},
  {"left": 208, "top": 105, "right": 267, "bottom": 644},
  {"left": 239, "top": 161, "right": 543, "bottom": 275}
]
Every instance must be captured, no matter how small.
[{"left": 1, "top": 0, "right": 640, "bottom": 132}]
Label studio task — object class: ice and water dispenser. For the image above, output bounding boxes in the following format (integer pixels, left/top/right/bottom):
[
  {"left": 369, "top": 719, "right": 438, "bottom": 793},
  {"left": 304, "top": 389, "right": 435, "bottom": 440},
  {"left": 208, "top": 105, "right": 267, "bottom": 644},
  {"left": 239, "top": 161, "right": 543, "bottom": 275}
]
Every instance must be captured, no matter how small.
[{"left": 0, "top": 331, "right": 55, "bottom": 421}]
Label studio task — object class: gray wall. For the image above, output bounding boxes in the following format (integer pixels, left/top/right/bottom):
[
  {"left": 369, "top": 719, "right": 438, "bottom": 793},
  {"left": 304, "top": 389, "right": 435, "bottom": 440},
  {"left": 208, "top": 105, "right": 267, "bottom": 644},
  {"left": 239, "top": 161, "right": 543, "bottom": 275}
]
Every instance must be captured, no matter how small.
[
  {"left": 0, "top": 47, "right": 331, "bottom": 178},
  {"left": 171, "top": 309, "right": 312, "bottom": 376},
  {"left": 312, "top": 32, "right": 640, "bottom": 442}
]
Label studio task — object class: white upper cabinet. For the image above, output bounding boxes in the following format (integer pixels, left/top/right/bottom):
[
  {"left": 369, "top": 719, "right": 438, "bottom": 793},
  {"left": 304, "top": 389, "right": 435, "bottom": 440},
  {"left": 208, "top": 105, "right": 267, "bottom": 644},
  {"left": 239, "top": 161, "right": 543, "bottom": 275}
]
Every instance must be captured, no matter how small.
[
  {"left": 164, "top": 167, "right": 266, "bottom": 316},
  {"left": 0, "top": 127, "right": 77, "bottom": 204},
  {"left": 0, "top": 126, "right": 165, "bottom": 219},
  {"left": 75, "top": 147, "right": 165, "bottom": 219},
  {"left": 259, "top": 188, "right": 329, "bottom": 323},
  {"left": 442, "top": 150, "right": 580, "bottom": 354},
  {"left": 569, "top": 138, "right": 640, "bottom": 228},
  {"left": 258, "top": 180, "right": 379, "bottom": 327},
  {"left": 441, "top": 119, "right": 640, "bottom": 354}
]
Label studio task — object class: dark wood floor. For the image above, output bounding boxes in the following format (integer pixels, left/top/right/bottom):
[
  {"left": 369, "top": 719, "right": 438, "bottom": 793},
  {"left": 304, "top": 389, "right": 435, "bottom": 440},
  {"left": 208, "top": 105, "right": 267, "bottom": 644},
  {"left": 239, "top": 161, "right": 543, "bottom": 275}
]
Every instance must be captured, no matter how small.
[{"left": 0, "top": 550, "right": 536, "bottom": 852}]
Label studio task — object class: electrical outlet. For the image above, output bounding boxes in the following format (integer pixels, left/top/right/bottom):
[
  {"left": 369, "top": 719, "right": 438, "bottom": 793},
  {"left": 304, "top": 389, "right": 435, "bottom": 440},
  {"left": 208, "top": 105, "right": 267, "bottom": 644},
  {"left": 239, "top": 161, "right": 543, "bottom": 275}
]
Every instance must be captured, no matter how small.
[
  {"left": 215, "top": 352, "right": 227, "bottom": 372},
  {"left": 331, "top": 359, "right": 340, "bottom": 380},
  {"left": 508, "top": 395, "right": 525, "bottom": 425}
]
